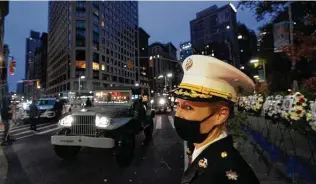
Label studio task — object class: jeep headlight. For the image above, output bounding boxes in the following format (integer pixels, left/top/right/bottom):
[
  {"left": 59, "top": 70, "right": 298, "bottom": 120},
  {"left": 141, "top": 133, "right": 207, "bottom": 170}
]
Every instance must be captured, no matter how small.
[
  {"left": 59, "top": 115, "right": 73, "bottom": 127},
  {"left": 95, "top": 115, "right": 111, "bottom": 128},
  {"left": 159, "top": 98, "right": 165, "bottom": 105}
]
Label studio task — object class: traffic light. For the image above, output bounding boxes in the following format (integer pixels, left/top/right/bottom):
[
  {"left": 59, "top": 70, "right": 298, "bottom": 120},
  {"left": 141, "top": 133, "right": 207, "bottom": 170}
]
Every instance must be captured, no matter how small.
[{"left": 9, "top": 59, "right": 16, "bottom": 75}]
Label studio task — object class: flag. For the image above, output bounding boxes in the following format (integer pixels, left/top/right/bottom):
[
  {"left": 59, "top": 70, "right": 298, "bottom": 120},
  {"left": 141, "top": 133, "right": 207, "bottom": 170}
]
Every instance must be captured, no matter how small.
[{"left": 9, "top": 60, "right": 16, "bottom": 75}]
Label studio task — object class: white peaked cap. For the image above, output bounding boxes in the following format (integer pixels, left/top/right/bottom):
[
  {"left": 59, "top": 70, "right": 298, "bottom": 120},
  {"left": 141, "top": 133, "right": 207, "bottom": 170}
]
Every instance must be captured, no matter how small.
[{"left": 172, "top": 55, "right": 255, "bottom": 102}]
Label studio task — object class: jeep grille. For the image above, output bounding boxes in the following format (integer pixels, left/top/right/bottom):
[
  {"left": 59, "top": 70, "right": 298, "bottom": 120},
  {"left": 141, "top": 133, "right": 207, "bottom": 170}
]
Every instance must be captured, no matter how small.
[{"left": 70, "top": 115, "right": 96, "bottom": 136}]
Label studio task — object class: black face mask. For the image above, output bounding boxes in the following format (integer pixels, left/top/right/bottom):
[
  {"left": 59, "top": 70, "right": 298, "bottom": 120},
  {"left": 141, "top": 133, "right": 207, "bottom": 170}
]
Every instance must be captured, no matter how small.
[{"left": 174, "top": 113, "right": 217, "bottom": 143}]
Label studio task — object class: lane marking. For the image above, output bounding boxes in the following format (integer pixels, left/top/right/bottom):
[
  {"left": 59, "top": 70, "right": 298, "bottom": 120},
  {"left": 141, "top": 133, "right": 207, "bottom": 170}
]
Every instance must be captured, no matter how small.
[
  {"left": 37, "top": 126, "right": 60, "bottom": 134},
  {"left": 168, "top": 116, "right": 174, "bottom": 129},
  {"left": 184, "top": 141, "right": 189, "bottom": 171},
  {"left": 0, "top": 123, "right": 52, "bottom": 135},
  {"left": 13, "top": 124, "right": 57, "bottom": 136},
  {"left": 156, "top": 116, "right": 162, "bottom": 129}
]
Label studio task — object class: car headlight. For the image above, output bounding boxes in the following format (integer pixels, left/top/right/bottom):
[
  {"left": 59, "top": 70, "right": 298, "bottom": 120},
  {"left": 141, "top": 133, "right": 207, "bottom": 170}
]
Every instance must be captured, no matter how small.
[
  {"left": 59, "top": 115, "right": 73, "bottom": 127},
  {"left": 22, "top": 103, "right": 29, "bottom": 110},
  {"left": 95, "top": 114, "right": 111, "bottom": 128},
  {"left": 159, "top": 99, "right": 165, "bottom": 105}
]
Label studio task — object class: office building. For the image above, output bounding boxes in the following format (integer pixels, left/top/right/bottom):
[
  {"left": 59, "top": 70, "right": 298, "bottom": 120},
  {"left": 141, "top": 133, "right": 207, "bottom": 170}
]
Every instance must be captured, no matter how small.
[
  {"left": 25, "top": 30, "right": 42, "bottom": 80},
  {"left": 34, "top": 32, "right": 48, "bottom": 90},
  {"left": 190, "top": 3, "right": 239, "bottom": 67},
  {"left": 1, "top": 44, "right": 9, "bottom": 95},
  {"left": 47, "top": 1, "right": 138, "bottom": 95},
  {"left": 148, "top": 42, "right": 178, "bottom": 93},
  {"left": 180, "top": 41, "right": 192, "bottom": 62},
  {"left": 0, "top": 2, "right": 8, "bottom": 99},
  {"left": 136, "top": 27, "right": 150, "bottom": 95}
]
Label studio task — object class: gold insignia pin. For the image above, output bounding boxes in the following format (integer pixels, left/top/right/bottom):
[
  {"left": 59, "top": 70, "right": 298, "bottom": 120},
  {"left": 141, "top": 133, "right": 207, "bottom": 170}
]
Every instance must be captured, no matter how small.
[
  {"left": 186, "top": 148, "right": 191, "bottom": 154},
  {"left": 226, "top": 170, "right": 238, "bottom": 180},
  {"left": 221, "top": 151, "right": 227, "bottom": 158},
  {"left": 184, "top": 58, "right": 193, "bottom": 71},
  {"left": 198, "top": 158, "right": 208, "bottom": 169}
]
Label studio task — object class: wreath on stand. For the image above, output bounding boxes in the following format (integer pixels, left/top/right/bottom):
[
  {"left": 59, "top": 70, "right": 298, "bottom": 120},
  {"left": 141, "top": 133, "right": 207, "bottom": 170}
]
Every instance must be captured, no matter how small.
[
  {"left": 269, "top": 95, "right": 284, "bottom": 124},
  {"left": 237, "top": 96, "right": 246, "bottom": 112},
  {"left": 251, "top": 94, "right": 264, "bottom": 116},
  {"left": 281, "top": 92, "right": 307, "bottom": 126},
  {"left": 244, "top": 96, "right": 252, "bottom": 112},
  {"left": 263, "top": 96, "right": 274, "bottom": 119},
  {"left": 306, "top": 100, "right": 316, "bottom": 132}
]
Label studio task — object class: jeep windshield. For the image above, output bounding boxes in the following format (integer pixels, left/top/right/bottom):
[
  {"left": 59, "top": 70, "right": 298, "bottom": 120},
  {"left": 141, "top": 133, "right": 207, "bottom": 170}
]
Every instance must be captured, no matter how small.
[{"left": 37, "top": 99, "right": 56, "bottom": 106}]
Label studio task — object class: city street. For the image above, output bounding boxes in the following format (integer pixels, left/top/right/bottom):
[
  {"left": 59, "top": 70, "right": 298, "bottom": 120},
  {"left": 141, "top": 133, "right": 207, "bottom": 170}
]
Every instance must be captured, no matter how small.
[
  {"left": 0, "top": 112, "right": 292, "bottom": 184},
  {"left": 0, "top": 112, "right": 184, "bottom": 184}
]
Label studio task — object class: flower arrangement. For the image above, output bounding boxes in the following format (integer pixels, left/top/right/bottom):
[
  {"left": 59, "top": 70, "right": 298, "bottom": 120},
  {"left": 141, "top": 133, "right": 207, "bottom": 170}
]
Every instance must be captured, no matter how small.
[
  {"left": 268, "top": 95, "right": 284, "bottom": 121},
  {"left": 281, "top": 92, "right": 307, "bottom": 123},
  {"left": 244, "top": 96, "right": 252, "bottom": 112},
  {"left": 263, "top": 96, "right": 274, "bottom": 116},
  {"left": 251, "top": 93, "right": 264, "bottom": 113},
  {"left": 306, "top": 101, "right": 316, "bottom": 131}
]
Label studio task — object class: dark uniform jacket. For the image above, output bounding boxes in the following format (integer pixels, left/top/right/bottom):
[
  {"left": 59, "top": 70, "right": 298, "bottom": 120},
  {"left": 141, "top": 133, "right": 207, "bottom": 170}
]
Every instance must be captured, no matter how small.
[{"left": 182, "top": 135, "right": 260, "bottom": 184}]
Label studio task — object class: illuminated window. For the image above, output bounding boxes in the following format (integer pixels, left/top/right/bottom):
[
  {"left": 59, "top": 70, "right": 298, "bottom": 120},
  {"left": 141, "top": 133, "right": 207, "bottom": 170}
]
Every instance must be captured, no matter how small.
[
  {"left": 76, "top": 60, "right": 86, "bottom": 69},
  {"left": 102, "top": 64, "right": 105, "bottom": 71},
  {"left": 93, "top": 62, "right": 100, "bottom": 70}
]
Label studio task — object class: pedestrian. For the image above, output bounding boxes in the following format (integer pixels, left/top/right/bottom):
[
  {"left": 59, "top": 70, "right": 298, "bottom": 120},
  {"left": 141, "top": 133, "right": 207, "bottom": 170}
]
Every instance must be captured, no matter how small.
[
  {"left": 1, "top": 97, "right": 15, "bottom": 145},
  {"left": 86, "top": 98, "right": 92, "bottom": 107},
  {"left": 53, "top": 97, "right": 63, "bottom": 121},
  {"left": 29, "top": 100, "right": 39, "bottom": 132},
  {"left": 171, "top": 55, "right": 259, "bottom": 184}
]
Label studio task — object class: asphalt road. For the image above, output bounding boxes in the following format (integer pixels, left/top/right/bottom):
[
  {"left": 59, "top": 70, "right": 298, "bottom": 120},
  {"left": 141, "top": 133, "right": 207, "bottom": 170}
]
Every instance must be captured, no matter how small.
[{"left": 0, "top": 112, "right": 185, "bottom": 184}]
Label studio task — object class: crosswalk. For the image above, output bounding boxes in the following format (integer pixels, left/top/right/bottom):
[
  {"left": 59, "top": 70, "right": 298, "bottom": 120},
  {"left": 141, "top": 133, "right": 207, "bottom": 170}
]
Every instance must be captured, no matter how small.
[
  {"left": 0, "top": 122, "right": 60, "bottom": 140},
  {"left": 0, "top": 115, "right": 175, "bottom": 141},
  {"left": 154, "top": 115, "right": 175, "bottom": 130}
]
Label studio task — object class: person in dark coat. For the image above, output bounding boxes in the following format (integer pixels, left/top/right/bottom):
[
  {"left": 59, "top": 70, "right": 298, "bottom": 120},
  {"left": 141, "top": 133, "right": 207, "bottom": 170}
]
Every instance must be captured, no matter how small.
[
  {"left": 29, "top": 100, "right": 39, "bottom": 132},
  {"left": 86, "top": 98, "right": 92, "bottom": 107},
  {"left": 1, "top": 98, "right": 13, "bottom": 145},
  {"left": 170, "top": 55, "right": 259, "bottom": 184},
  {"left": 53, "top": 98, "right": 63, "bottom": 121}
]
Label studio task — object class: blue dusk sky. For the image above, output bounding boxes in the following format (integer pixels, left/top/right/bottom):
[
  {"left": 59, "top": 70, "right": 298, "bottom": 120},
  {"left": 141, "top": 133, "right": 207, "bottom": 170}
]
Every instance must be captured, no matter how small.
[{"left": 4, "top": 1, "right": 266, "bottom": 92}]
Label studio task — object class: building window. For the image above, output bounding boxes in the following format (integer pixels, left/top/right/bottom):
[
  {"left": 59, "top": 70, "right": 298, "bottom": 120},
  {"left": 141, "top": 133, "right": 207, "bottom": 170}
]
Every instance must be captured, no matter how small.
[
  {"left": 93, "top": 53, "right": 99, "bottom": 63},
  {"left": 93, "top": 62, "right": 100, "bottom": 70},
  {"left": 101, "top": 64, "right": 105, "bottom": 71},
  {"left": 76, "top": 61, "right": 86, "bottom": 69}
]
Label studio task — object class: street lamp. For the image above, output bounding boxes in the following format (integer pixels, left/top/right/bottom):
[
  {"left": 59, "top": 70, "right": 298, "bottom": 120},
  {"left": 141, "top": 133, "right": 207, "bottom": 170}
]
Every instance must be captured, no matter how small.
[
  {"left": 250, "top": 58, "right": 266, "bottom": 82},
  {"left": 135, "top": 83, "right": 139, "bottom": 87},
  {"left": 78, "top": 75, "right": 85, "bottom": 96},
  {"left": 167, "top": 73, "right": 172, "bottom": 77}
]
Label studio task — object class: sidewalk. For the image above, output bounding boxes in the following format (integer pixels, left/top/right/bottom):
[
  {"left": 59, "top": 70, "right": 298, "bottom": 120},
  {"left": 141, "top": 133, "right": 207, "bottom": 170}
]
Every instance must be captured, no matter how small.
[
  {"left": 239, "top": 115, "right": 316, "bottom": 184},
  {"left": 236, "top": 134, "right": 289, "bottom": 184}
]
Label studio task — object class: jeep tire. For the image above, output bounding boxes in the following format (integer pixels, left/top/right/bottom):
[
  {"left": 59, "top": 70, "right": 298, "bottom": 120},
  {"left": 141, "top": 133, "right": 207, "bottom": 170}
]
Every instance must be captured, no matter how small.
[
  {"left": 115, "top": 135, "right": 135, "bottom": 166},
  {"left": 53, "top": 145, "right": 81, "bottom": 159}
]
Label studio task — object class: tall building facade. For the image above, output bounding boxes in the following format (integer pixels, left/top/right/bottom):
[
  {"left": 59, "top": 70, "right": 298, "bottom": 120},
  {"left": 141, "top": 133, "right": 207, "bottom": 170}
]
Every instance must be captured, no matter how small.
[
  {"left": 25, "top": 30, "right": 42, "bottom": 80},
  {"left": 190, "top": 3, "right": 239, "bottom": 67},
  {"left": 0, "top": 2, "right": 8, "bottom": 98},
  {"left": 179, "top": 41, "right": 192, "bottom": 62},
  {"left": 148, "top": 42, "right": 178, "bottom": 93},
  {"left": 34, "top": 32, "right": 48, "bottom": 90},
  {"left": 136, "top": 27, "right": 150, "bottom": 93},
  {"left": 47, "top": 1, "right": 138, "bottom": 95},
  {"left": 2, "top": 44, "right": 9, "bottom": 95}
]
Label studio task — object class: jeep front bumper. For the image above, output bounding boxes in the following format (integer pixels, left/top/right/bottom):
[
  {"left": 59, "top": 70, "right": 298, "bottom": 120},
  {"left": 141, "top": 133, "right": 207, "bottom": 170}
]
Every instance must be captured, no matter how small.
[{"left": 51, "top": 135, "right": 115, "bottom": 148}]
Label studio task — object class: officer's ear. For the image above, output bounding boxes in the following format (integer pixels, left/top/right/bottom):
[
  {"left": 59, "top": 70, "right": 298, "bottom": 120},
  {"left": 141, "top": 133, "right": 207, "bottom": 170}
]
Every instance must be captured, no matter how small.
[{"left": 211, "top": 101, "right": 231, "bottom": 125}]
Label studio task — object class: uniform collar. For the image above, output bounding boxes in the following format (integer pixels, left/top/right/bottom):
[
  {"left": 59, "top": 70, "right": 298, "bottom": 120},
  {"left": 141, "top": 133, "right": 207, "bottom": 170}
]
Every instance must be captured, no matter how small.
[
  {"left": 192, "top": 131, "right": 228, "bottom": 162},
  {"left": 182, "top": 135, "right": 234, "bottom": 184}
]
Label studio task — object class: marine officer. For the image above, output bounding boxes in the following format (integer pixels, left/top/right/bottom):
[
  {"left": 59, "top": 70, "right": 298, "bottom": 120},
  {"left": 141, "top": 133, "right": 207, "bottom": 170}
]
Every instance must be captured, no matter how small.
[{"left": 171, "top": 55, "right": 260, "bottom": 184}]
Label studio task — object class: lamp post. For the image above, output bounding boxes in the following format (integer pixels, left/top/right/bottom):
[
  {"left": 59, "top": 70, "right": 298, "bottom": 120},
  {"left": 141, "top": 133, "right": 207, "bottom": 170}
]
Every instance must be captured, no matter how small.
[
  {"left": 78, "top": 76, "right": 85, "bottom": 96},
  {"left": 158, "top": 73, "right": 173, "bottom": 92},
  {"left": 250, "top": 58, "right": 266, "bottom": 82}
]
